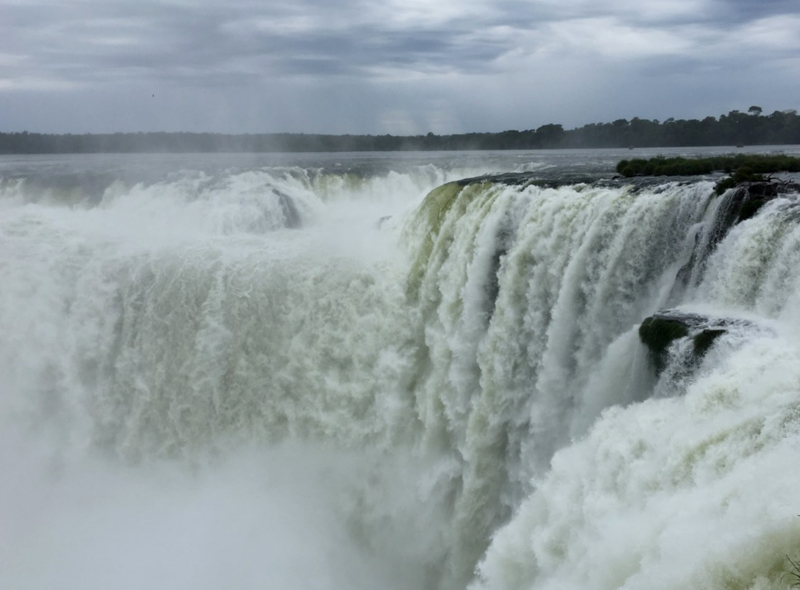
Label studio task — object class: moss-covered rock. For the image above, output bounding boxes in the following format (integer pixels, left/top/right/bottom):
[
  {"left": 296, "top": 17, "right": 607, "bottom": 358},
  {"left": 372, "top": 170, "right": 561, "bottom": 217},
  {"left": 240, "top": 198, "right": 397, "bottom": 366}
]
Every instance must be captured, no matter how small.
[
  {"left": 405, "top": 182, "right": 465, "bottom": 300},
  {"left": 737, "top": 197, "right": 769, "bottom": 222}
]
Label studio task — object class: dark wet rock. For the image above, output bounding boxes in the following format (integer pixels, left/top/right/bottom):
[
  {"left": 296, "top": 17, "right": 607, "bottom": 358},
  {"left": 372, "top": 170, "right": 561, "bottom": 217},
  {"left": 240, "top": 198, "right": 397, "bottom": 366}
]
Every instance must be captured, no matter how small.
[
  {"left": 670, "top": 178, "right": 800, "bottom": 297},
  {"left": 724, "top": 180, "right": 800, "bottom": 227},
  {"left": 746, "top": 182, "right": 779, "bottom": 198},
  {"left": 639, "top": 315, "right": 690, "bottom": 375},
  {"left": 692, "top": 329, "right": 726, "bottom": 358},
  {"left": 454, "top": 172, "right": 598, "bottom": 188},
  {"left": 453, "top": 170, "right": 724, "bottom": 192},
  {"left": 275, "top": 189, "right": 301, "bottom": 228},
  {"left": 735, "top": 180, "right": 800, "bottom": 222},
  {"left": 639, "top": 310, "right": 764, "bottom": 376},
  {"left": 484, "top": 223, "right": 515, "bottom": 320}
]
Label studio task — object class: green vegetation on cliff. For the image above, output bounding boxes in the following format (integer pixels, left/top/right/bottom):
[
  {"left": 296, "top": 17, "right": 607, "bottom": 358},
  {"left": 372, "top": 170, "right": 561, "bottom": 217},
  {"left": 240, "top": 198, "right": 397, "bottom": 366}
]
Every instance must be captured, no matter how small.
[
  {"left": 615, "top": 154, "right": 800, "bottom": 194},
  {"left": 405, "top": 182, "right": 465, "bottom": 301},
  {"left": 616, "top": 154, "right": 800, "bottom": 178}
]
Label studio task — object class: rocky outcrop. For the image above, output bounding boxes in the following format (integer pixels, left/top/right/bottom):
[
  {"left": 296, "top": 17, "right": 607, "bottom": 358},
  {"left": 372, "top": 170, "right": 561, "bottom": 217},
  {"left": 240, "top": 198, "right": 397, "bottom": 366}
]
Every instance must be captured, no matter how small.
[
  {"left": 719, "top": 180, "right": 800, "bottom": 230},
  {"left": 275, "top": 189, "right": 302, "bottom": 228},
  {"left": 737, "top": 180, "right": 800, "bottom": 221},
  {"left": 639, "top": 310, "right": 766, "bottom": 376},
  {"left": 665, "top": 178, "right": 800, "bottom": 305},
  {"left": 454, "top": 172, "right": 597, "bottom": 188}
]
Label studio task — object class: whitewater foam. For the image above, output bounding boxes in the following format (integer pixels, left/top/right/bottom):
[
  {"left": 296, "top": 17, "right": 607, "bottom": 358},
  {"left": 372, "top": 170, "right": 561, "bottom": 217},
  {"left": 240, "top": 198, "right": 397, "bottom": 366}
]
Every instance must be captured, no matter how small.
[{"left": 3, "top": 153, "right": 800, "bottom": 589}]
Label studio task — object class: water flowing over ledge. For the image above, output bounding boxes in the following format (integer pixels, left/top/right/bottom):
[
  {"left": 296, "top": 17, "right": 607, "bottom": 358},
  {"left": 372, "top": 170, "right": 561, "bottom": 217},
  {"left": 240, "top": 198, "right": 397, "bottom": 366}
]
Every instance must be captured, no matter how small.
[{"left": 2, "top": 152, "right": 800, "bottom": 590}]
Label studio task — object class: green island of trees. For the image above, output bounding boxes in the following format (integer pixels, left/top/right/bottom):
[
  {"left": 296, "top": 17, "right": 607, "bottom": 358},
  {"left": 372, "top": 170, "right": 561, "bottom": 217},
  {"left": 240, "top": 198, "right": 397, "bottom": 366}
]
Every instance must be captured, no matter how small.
[
  {"left": 615, "top": 154, "right": 800, "bottom": 194},
  {"left": 2, "top": 106, "right": 800, "bottom": 154}
]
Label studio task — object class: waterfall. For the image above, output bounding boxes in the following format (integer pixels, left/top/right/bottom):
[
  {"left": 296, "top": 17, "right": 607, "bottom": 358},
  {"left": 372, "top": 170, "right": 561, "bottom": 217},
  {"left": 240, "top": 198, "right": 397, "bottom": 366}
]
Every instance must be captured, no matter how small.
[{"left": 2, "top": 154, "right": 800, "bottom": 590}]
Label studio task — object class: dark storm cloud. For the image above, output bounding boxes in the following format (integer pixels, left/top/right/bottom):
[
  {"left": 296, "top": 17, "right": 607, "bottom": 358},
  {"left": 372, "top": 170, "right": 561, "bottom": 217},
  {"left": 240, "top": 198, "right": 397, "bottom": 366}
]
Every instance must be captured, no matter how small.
[
  {"left": 714, "top": 0, "right": 800, "bottom": 23},
  {"left": 2, "top": 0, "right": 800, "bottom": 133}
]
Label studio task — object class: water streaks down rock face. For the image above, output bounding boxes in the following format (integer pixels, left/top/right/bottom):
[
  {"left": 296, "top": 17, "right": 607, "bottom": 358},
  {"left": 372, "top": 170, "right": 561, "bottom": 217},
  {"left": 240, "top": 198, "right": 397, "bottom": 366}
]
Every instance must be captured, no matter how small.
[
  {"left": 403, "top": 173, "right": 800, "bottom": 587},
  {"left": 402, "top": 177, "right": 720, "bottom": 582}
]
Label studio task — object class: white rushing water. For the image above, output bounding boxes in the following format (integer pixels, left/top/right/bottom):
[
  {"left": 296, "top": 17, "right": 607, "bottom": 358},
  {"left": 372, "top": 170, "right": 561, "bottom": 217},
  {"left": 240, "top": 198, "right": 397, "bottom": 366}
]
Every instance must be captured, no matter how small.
[{"left": 2, "top": 151, "right": 800, "bottom": 590}]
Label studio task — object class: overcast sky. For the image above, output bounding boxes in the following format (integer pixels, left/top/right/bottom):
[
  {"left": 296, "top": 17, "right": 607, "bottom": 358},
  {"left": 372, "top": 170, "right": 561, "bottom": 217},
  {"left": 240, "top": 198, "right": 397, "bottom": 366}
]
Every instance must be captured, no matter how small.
[{"left": 2, "top": 0, "right": 800, "bottom": 134}]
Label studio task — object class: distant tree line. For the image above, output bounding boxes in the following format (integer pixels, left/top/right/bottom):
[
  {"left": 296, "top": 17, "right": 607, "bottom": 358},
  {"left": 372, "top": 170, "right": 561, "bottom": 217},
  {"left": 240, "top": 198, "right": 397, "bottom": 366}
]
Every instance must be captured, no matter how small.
[{"left": 2, "top": 107, "right": 800, "bottom": 154}]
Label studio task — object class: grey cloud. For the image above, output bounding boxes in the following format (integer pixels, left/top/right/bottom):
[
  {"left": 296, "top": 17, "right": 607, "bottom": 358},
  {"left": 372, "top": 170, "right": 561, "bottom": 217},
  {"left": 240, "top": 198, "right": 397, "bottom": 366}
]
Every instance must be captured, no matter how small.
[
  {"left": 3, "top": 3, "right": 485, "bottom": 86},
  {"left": 2, "top": 0, "right": 800, "bottom": 133},
  {"left": 712, "top": 0, "right": 800, "bottom": 23}
]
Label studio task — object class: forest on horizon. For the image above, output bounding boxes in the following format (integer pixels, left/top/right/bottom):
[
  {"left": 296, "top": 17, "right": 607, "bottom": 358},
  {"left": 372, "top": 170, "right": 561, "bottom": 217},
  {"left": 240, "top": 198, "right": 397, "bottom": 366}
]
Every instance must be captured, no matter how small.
[{"left": 2, "top": 106, "right": 799, "bottom": 154}]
